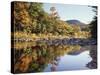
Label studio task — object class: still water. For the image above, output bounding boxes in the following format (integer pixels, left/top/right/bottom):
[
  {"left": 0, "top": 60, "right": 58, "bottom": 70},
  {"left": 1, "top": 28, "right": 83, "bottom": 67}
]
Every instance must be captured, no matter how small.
[
  {"left": 12, "top": 42, "right": 96, "bottom": 73},
  {"left": 44, "top": 51, "right": 91, "bottom": 71}
]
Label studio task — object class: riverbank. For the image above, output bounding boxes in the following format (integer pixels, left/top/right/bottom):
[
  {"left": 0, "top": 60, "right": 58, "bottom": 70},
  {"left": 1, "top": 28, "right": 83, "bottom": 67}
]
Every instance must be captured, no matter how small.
[
  {"left": 36, "top": 38, "right": 97, "bottom": 46},
  {"left": 12, "top": 31, "right": 91, "bottom": 42},
  {"left": 13, "top": 38, "right": 97, "bottom": 46}
]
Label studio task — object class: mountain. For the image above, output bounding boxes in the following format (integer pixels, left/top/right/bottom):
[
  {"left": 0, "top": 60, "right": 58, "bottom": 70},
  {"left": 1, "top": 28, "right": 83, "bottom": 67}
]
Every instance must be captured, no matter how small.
[
  {"left": 66, "top": 20, "right": 89, "bottom": 31},
  {"left": 66, "top": 20, "right": 86, "bottom": 25}
]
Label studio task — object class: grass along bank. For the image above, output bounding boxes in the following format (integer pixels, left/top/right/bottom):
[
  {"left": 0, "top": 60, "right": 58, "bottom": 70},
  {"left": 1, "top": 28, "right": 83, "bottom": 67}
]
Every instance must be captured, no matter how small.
[{"left": 12, "top": 31, "right": 91, "bottom": 42}]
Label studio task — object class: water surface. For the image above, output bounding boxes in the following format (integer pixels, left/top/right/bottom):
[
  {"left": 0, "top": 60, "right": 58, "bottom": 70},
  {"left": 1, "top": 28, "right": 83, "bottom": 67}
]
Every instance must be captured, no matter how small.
[{"left": 12, "top": 41, "right": 96, "bottom": 73}]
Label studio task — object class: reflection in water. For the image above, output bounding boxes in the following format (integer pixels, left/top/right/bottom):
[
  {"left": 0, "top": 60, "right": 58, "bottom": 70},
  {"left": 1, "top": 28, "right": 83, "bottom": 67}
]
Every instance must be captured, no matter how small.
[
  {"left": 86, "top": 45, "right": 97, "bottom": 69},
  {"left": 44, "top": 51, "right": 92, "bottom": 71},
  {"left": 12, "top": 42, "right": 97, "bottom": 73}
]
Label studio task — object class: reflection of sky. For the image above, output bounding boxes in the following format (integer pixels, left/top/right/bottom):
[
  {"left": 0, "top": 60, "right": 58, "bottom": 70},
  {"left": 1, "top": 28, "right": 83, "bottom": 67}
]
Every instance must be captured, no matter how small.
[
  {"left": 43, "top": 3, "right": 95, "bottom": 24},
  {"left": 44, "top": 51, "right": 92, "bottom": 71}
]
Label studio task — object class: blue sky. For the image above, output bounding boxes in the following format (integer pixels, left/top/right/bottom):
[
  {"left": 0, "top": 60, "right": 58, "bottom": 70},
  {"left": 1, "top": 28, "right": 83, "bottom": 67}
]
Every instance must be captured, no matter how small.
[{"left": 43, "top": 3, "right": 95, "bottom": 24}]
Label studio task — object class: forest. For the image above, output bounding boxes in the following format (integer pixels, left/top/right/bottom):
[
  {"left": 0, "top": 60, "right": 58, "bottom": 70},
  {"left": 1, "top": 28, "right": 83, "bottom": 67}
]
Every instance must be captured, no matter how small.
[{"left": 11, "top": 2, "right": 95, "bottom": 41}]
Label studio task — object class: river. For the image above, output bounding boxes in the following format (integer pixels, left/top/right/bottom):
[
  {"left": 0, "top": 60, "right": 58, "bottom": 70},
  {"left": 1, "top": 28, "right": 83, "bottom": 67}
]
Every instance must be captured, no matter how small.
[{"left": 11, "top": 40, "right": 97, "bottom": 73}]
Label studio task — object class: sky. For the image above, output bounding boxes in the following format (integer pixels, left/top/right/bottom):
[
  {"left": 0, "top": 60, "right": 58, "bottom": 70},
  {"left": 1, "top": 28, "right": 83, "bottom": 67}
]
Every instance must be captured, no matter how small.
[{"left": 43, "top": 3, "right": 95, "bottom": 24}]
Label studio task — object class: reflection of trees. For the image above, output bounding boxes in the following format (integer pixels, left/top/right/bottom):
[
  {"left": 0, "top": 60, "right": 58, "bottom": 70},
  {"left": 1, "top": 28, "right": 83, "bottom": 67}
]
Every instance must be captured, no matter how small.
[
  {"left": 50, "top": 56, "right": 60, "bottom": 71},
  {"left": 13, "top": 42, "right": 81, "bottom": 73},
  {"left": 13, "top": 42, "right": 36, "bottom": 49},
  {"left": 86, "top": 45, "right": 97, "bottom": 69}
]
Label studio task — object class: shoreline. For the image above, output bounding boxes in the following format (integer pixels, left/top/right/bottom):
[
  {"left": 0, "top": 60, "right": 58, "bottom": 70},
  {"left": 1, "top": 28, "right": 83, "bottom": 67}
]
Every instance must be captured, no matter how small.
[{"left": 12, "top": 38, "right": 97, "bottom": 46}]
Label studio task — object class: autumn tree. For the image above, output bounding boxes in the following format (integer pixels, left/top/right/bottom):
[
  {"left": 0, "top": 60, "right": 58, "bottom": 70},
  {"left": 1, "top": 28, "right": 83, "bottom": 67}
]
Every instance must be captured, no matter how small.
[
  {"left": 13, "top": 1, "right": 77, "bottom": 37},
  {"left": 14, "top": 2, "right": 31, "bottom": 32}
]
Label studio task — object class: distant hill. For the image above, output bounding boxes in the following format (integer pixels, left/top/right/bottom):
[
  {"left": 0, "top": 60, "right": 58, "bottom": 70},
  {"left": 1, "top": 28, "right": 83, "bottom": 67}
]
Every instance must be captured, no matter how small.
[
  {"left": 66, "top": 20, "right": 86, "bottom": 25},
  {"left": 66, "top": 20, "right": 89, "bottom": 31}
]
